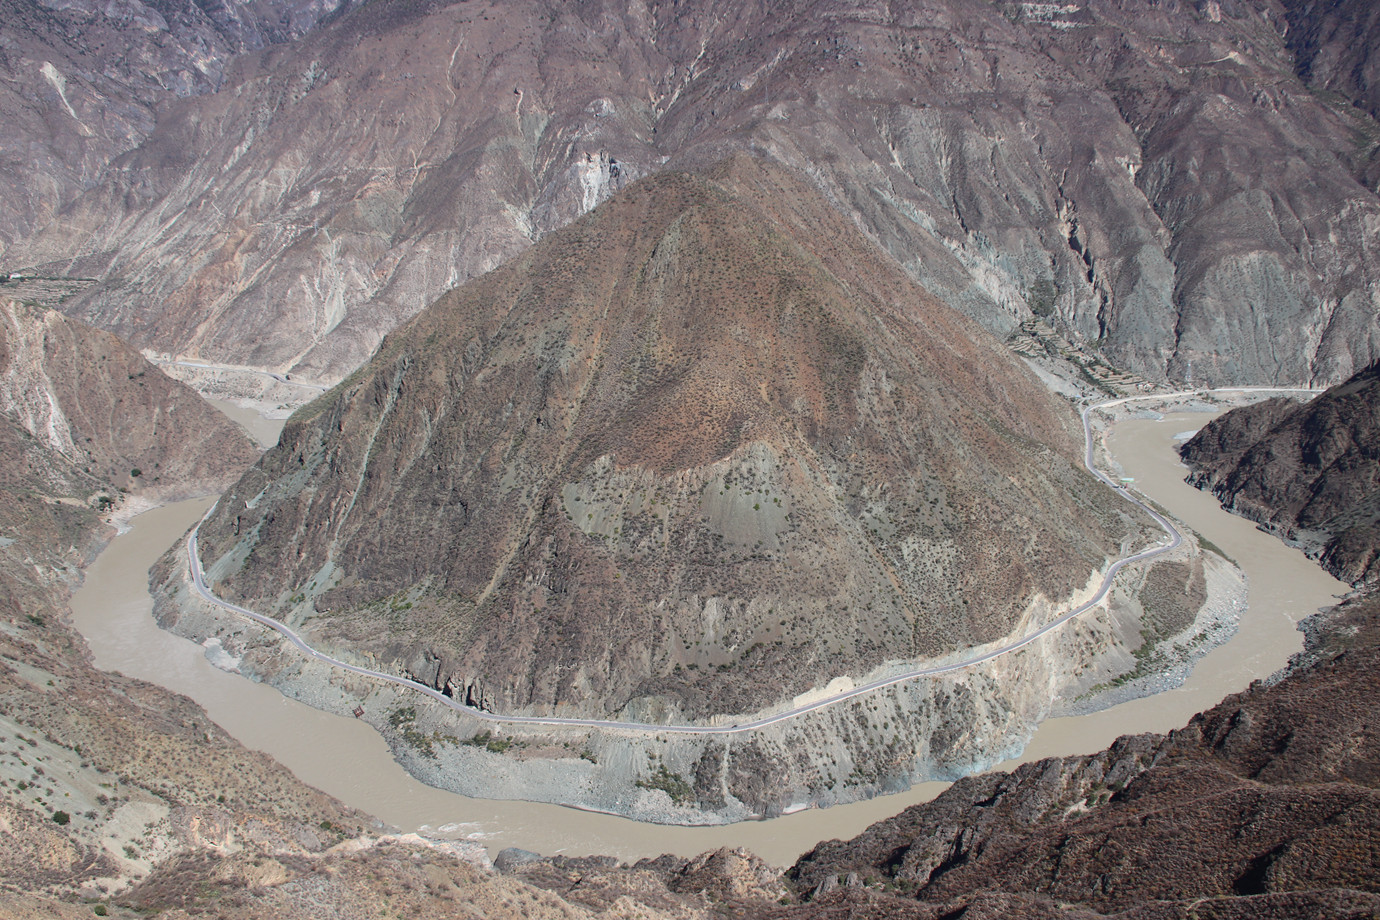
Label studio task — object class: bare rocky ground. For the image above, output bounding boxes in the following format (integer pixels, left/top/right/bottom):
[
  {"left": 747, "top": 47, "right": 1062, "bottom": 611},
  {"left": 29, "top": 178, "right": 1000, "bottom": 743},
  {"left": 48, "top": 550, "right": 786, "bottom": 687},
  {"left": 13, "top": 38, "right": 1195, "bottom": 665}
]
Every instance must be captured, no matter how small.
[
  {"left": 174, "top": 162, "right": 1145, "bottom": 721},
  {"left": 773, "top": 590, "right": 1380, "bottom": 919},
  {"left": 7, "top": 0, "right": 1380, "bottom": 391},
  {"left": 1181, "top": 364, "right": 1380, "bottom": 588},
  {"left": 151, "top": 394, "right": 1243, "bottom": 824}
]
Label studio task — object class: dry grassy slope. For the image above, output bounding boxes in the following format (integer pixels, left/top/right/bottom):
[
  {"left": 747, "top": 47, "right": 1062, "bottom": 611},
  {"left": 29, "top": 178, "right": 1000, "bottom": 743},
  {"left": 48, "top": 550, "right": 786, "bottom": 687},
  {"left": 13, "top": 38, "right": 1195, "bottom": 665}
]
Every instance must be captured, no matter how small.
[
  {"left": 0, "top": 611, "right": 366, "bottom": 901},
  {"left": 190, "top": 163, "right": 1139, "bottom": 720}
]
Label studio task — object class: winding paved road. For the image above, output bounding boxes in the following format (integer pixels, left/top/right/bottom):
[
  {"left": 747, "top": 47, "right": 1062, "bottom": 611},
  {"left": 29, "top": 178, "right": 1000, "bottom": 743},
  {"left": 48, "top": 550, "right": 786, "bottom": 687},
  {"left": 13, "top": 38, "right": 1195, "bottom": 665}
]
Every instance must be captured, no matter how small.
[{"left": 184, "top": 387, "right": 1316, "bottom": 735}]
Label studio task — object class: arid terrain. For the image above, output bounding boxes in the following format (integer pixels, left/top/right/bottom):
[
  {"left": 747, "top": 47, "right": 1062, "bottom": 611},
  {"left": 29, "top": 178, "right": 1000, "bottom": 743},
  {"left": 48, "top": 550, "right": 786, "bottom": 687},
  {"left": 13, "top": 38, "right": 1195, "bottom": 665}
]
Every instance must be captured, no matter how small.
[
  {"left": 135, "top": 161, "right": 1257, "bottom": 823},
  {"left": 0, "top": 299, "right": 370, "bottom": 908},
  {"left": 176, "top": 161, "right": 1142, "bottom": 724},
  {"left": 3, "top": 0, "right": 1380, "bottom": 916},
  {"left": 6, "top": 0, "right": 1380, "bottom": 390}
]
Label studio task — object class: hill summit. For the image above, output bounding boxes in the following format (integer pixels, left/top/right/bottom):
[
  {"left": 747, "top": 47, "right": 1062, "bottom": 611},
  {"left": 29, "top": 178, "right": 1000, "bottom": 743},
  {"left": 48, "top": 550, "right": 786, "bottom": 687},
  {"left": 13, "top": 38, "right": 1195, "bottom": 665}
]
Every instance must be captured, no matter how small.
[{"left": 189, "top": 160, "right": 1136, "bottom": 720}]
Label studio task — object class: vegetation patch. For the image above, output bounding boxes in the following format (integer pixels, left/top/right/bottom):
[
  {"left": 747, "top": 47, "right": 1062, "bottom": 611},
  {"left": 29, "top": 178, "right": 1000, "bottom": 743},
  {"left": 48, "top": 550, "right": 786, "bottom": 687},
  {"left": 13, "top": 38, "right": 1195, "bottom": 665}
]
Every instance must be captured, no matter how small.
[
  {"left": 386, "top": 706, "right": 439, "bottom": 758},
  {"left": 462, "top": 730, "right": 514, "bottom": 753},
  {"left": 636, "top": 763, "right": 694, "bottom": 805}
]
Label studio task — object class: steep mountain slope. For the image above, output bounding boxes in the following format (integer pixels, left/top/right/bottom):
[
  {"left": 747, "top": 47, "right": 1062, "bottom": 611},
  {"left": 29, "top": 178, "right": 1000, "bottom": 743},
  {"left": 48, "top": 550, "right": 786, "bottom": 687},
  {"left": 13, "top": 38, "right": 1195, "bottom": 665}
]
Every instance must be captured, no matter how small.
[
  {"left": 184, "top": 162, "right": 1139, "bottom": 721},
  {"left": 1180, "top": 366, "right": 1380, "bottom": 586},
  {"left": 782, "top": 591, "right": 1380, "bottom": 917},
  {"left": 0, "top": 0, "right": 347, "bottom": 261},
  {"left": 0, "top": 298, "right": 259, "bottom": 498},
  {"left": 1284, "top": 0, "right": 1380, "bottom": 123},
  {"left": 7, "top": 0, "right": 1380, "bottom": 388}
]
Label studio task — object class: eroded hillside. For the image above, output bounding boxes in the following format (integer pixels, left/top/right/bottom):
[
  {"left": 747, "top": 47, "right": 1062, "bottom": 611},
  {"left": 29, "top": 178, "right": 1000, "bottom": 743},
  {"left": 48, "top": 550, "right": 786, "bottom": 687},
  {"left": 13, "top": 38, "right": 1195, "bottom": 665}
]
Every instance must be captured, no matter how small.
[
  {"left": 6, "top": 0, "right": 1380, "bottom": 388},
  {"left": 182, "top": 163, "right": 1141, "bottom": 727}
]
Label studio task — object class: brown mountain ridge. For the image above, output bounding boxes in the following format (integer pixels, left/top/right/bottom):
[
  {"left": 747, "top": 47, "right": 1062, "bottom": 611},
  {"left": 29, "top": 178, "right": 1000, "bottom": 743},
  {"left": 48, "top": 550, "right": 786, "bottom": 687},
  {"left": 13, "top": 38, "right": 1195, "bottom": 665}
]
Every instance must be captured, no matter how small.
[{"left": 183, "top": 159, "right": 1141, "bottom": 721}]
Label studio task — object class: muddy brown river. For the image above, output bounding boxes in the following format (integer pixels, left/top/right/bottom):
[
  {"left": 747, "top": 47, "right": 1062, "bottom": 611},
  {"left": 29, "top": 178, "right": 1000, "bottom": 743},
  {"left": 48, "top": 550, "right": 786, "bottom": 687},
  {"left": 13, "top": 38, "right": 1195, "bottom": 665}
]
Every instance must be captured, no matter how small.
[{"left": 69, "top": 407, "right": 1345, "bottom": 865}]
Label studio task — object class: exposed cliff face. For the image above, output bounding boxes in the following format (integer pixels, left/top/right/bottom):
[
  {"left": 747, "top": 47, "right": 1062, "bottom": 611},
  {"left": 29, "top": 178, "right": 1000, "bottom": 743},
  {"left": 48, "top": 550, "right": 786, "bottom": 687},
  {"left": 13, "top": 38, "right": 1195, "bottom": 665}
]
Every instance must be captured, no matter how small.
[
  {"left": 1180, "top": 365, "right": 1380, "bottom": 586},
  {"left": 184, "top": 163, "right": 1140, "bottom": 723},
  {"left": 6, "top": 0, "right": 1380, "bottom": 388}
]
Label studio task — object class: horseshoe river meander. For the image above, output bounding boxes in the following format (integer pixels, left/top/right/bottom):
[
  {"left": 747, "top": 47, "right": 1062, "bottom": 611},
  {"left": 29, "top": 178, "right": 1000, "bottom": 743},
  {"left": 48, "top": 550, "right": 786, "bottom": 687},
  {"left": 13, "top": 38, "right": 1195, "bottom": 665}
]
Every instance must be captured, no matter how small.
[{"left": 68, "top": 400, "right": 1347, "bottom": 866}]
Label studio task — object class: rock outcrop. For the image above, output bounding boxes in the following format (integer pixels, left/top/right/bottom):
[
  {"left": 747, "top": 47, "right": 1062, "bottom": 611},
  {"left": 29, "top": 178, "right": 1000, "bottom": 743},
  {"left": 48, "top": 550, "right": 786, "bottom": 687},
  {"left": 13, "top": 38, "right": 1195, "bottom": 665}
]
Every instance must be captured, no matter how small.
[{"left": 1180, "top": 365, "right": 1380, "bottom": 586}]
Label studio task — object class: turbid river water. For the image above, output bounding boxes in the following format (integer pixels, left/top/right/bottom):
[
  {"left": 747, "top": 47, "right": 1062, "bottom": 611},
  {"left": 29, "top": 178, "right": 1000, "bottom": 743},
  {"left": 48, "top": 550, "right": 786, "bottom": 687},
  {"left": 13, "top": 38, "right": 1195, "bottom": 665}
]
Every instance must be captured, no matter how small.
[
  {"left": 996, "top": 411, "right": 1347, "bottom": 767},
  {"left": 69, "top": 407, "right": 1346, "bottom": 866},
  {"left": 206, "top": 398, "right": 287, "bottom": 449}
]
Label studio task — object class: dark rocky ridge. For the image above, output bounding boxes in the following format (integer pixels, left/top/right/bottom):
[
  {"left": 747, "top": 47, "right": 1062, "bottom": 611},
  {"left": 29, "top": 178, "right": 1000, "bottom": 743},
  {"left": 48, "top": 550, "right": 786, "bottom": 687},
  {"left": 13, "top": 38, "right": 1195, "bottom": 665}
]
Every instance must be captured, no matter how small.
[
  {"left": 7, "top": 0, "right": 1380, "bottom": 387},
  {"left": 185, "top": 160, "right": 1140, "bottom": 720},
  {"left": 776, "top": 590, "right": 1380, "bottom": 917},
  {"left": 1180, "top": 364, "right": 1380, "bottom": 586}
]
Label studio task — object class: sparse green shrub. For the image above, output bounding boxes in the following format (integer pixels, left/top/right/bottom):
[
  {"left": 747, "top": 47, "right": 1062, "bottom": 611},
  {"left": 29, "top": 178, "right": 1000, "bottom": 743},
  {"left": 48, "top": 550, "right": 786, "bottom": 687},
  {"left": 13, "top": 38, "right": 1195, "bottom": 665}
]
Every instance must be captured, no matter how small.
[{"left": 636, "top": 764, "right": 693, "bottom": 805}]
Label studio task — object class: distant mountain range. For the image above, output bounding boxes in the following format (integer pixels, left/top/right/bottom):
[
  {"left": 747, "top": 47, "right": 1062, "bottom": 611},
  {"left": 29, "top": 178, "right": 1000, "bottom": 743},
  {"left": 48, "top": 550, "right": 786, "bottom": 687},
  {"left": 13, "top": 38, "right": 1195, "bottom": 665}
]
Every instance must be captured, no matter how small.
[{"left": 6, "top": 0, "right": 1380, "bottom": 387}]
